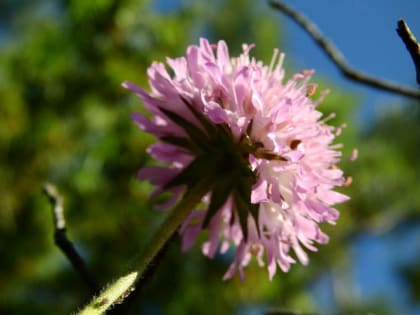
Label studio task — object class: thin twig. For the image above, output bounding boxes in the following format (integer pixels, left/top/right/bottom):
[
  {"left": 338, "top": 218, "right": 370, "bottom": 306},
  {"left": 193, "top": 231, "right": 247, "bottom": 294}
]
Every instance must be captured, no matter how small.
[
  {"left": 268, "top": 0, "right": 420, "bottom": 100},
  {"left": 396, "top": 19, "right": 420, "bottom": 86},
  {"left": 43, "top": 183, "right": 99, "bottom": 294}
]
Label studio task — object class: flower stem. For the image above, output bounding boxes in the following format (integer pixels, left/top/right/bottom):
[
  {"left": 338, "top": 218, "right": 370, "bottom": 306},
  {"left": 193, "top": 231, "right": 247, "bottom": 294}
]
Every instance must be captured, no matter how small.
[{"left": 75, "top": 179, "right": 210, "bottom": 315}]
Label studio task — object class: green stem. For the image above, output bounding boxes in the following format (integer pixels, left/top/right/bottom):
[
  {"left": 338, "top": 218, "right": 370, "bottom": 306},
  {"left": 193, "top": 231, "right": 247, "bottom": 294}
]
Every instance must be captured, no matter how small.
[{"left": 75, "top": 180, "right": 210, "bottom": 315}]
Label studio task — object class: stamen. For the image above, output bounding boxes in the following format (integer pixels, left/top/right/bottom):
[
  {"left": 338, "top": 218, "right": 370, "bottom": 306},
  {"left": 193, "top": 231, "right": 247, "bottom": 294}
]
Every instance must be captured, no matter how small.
[
  {"left": 268, "top": 49, "right": 279, "bottom": 75},
  {"left": 293, "top": 69, "right": 314, "bottom": 80},
  {"left": 330, "top": 143, "right": 343, "bottom": 149},
  {"left": 349, "top": 148, "right": 358, "bottom": 161},
  {"left": 267, "top": 183, "right": 273, "bottom": 199},
  {"left": 256, "top": 151, "right": 288, "bottom": 161},
  {"left": 321, "top": 112, "right": 336, "bottom": 123},
  {"left": 335, "top": 123, "right": 347, "bottom": 136},
  {"left": 275, "top": 53, "right": 285, "bottom": 73},
  {"left": 314, "top": 89, "right": 330, "bottom": 107},
  {"left": 289, "top": 139, "right": 301, "bottom": 150},
  {"left": 306, "top": 84, "right": 317, "bottom": 97},
  {"left": 249, "top": 243, "right": 261, "bottom": 256},
  {"left": 344, "top": 176, "right": 353, "bottom": 187},
  {"left": 246, "top": 119, "right": 254, "bottom": 136}
]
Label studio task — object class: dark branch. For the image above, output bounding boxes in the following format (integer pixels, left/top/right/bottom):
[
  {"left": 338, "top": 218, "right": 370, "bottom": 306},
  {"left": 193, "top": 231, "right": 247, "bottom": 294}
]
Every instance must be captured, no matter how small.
[
  {"left": 396, "top": 19, "right": 420, "bottom": 86},
  {"left": 268, "top": 0, "right": 420, "bottom": 99},
  {"left": 43, "top": 183, "right": 99, "bottom": 294}
]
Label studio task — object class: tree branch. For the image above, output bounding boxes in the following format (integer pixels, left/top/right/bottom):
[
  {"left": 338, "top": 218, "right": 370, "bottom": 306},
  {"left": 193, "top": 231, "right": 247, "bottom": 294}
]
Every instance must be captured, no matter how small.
[
  {"left": 268, "top": 0, "right": 420, "bottom": 100},
  {"left": 396, "top": 19, "right": 420, "bottom": 86},
  {"left": 43, "top": 183, "right": 99, "bottom": 294}
]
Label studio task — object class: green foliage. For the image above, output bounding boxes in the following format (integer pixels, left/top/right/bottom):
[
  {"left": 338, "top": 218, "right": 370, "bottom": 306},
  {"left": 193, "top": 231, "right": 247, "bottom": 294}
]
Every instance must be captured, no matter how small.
[{"left": 1, "top": 0, "right": 419, "bottom": 314}]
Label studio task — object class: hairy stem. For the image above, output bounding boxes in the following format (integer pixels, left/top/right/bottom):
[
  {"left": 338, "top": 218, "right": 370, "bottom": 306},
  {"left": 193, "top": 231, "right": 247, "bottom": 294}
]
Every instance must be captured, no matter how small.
[{"left": 75, "top": 179, "right": 210, "bottom": 315}]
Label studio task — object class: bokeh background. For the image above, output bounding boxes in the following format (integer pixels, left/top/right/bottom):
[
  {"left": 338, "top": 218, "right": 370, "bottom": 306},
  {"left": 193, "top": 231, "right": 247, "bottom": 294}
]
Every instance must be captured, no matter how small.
[{"left": 1, "top": 0, "right": 419, "bottom": 314}]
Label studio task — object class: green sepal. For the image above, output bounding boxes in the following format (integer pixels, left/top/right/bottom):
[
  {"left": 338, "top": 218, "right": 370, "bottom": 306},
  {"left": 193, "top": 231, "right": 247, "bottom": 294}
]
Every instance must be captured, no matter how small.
[
  {"left": 248, "top": 202, "right": 260, "bottom": 238},
  {"left": 159, "top": 107, "right": 211, "bottom": 152},
  {"left": 233, "top": 190, "right": 250, "bottom": 242},
  {"left": 234, "top": 170, "right": 261, "bottom": 239},
  {"left": 158, "top": 101, "right": 263, "bottom": 242},
  {"left": 202, "top": 175, "right": 236, "bottom": 228},
  {"left": 180, "top": 97, "right": 217, "bottom": 137},
  {"left": 160, "top": 136, "right": 198, "bottom": 153},
  {"left": 163, "top": 154, "right": 216, "bottom": 190}
]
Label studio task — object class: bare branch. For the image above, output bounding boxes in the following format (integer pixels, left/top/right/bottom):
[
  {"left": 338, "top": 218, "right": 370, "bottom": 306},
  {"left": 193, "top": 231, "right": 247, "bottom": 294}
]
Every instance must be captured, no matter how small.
[
  {"left": 43, "top": 183, "right": 99, "bottom": 294},
  {"left": 268, "top": 0, "right": 420, "bottom": 100},
  {"left": 396, "top": 19, "right": 420, "bottom": 86}
]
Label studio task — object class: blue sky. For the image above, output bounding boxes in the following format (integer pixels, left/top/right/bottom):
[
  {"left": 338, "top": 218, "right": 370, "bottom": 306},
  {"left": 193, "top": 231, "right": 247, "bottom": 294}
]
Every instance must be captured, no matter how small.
[
  {"left": 281, "top": 0, "right": 420, "bottom": 121},
  {"left": 279, "top": 2, "right": 420, "bottom": 313}
]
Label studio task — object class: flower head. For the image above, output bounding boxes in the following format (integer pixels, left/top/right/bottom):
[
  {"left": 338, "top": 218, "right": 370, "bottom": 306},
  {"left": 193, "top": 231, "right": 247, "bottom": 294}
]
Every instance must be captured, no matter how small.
[{"left": 123, "top": 38, "right": 349, "bottom": 280}]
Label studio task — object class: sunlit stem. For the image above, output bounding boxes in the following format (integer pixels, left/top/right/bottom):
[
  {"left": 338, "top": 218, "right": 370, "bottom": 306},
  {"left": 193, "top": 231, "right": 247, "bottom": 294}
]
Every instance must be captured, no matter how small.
[{"left": 75, "top": 179, "right": 211, "bottom": 315}]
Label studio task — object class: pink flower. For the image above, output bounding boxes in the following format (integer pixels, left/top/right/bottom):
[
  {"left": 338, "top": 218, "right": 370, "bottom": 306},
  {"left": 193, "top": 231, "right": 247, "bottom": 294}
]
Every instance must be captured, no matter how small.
[{"left": 123, "top": 38, "right": 349, "bottom": 280}]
